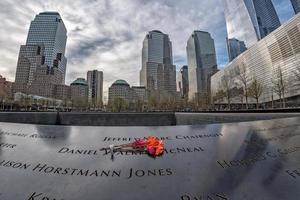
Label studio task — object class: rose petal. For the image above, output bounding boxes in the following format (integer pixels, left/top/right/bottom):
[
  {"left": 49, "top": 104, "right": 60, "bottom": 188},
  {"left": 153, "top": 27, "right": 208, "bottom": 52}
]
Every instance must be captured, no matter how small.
[
  {"left": 147, "top": 146, "right": 156, "bottom": 156},
  {"left": 132, "top": 139, "right": 147, "bottom": 148}
]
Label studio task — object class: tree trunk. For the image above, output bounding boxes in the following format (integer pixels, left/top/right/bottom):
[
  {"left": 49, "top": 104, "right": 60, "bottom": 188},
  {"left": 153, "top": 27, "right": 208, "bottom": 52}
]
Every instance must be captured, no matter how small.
[
  {"left": 282, "top": 92, "right": 286, "bottom": 108},
  {"left": 227, "top": 97, "right": 231, "bottom": 110},
  {"left": 271, "top": 93, "right": 274, "bottom": 109},
  {"left": 278, "top": 94, "right": 282, "bottom": 108},
  {"left": 245, "top": 95, "right": 248, "bottom": 109},
  {"left": 256, "top": 98, "right": 259, "bottom": 109},
  {"left": 241, "top": 96, "right": 244, "bottom": 110}
]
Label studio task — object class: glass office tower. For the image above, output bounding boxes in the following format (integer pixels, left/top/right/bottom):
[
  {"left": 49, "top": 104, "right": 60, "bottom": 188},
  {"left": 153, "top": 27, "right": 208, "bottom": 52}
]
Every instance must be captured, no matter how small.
[
  {"left": 141, "top": 30, "right": 173, "bottom": 67},
  {"left": 177, "top": 65, "right": 189, "bottom": 99},
  {"left": 227, "top": 38, "right": 247, "bottom": 62},
  {"left": 140, "top": 30, "right": 176, "bottom": 98},
  {"left": 291, "top": 0, "right": 300, "bottom": 14},
  {"left": 26, "top": 12, "right": 67, "bottom": 83},
  {"left": 186, "top": 31, "right": 218, "bottom": 101},
  {"left": 224, "top": 0, "right": 281, "bottom": 51},
  {"left": 140, "top": 30, "right": 172, "bottom": 89}
]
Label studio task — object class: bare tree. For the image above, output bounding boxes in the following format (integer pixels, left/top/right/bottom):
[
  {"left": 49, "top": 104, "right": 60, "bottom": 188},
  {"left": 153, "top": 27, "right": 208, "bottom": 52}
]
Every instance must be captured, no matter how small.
[
  {"left": 236, "top": 62, "right": 250, "bottom": 109},
  {"left": 272, "top": 66, "right": 288, "bottom": 108},
  {"left": 249, "top": 76, "right": 263, "bottom": 109},
  {"left": 235, "top": 87, "right": 245, "bottom": 106},
  {"left": 212, "top": 89, "right": 224, "bottom": 110},
  {"left": 294, "top": 65, "right": 300, "bottom": 86},
  {"left": 221, "top": 73, "right": 233, "bottom": 110}
]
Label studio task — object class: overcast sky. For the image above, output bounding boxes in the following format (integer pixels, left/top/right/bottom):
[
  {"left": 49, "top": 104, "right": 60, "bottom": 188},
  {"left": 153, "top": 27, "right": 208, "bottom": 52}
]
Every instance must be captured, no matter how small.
[{"left": 0, "top": 0, "right": 294, "bottom": 100}]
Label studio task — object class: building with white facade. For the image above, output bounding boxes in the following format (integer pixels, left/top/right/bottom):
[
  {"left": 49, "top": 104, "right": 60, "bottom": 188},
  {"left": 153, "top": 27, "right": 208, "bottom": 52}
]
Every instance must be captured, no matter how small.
[{"left": 211, "top": 14, "right": 300, "bottom": 107}]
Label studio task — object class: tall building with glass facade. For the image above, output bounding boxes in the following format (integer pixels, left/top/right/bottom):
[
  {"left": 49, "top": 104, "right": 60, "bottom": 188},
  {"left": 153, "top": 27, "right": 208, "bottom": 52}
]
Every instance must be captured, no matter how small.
[
  {"left": 177, "top": 65, "right": 189, "bottom": 99},
  {"left": 141, "top": 30, "right": 173, "bottom": 67},
  {"left": 26, "top": 12, "right": 67, "bottom": 83},
  {"left": 140, "top": 30, "right": 176, "bottom": 98},
  {"left": 227, "top": 38, "right": 247, "bottom": 62},
  {"left": 291, "top": 0, "right": 300, "bottom": 14},
  {"left": 224, "top": 0, "right": 281, "bottom": 55},
  {"left": 87, "top": 70, "right": 103, "bottom": 106},
  {"left": 211, "top": 14, "right": 300, "bottom": 107},
  {"left": 14, "top": 12, "right": 68, "bottom": 99},
  {"left": 186, "top": 31, "right": 218, "bottom": 101}
]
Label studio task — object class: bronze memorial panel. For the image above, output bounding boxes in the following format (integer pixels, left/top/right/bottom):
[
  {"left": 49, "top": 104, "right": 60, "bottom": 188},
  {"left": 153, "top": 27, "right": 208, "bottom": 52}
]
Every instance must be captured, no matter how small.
[{"left": 0, "top": 117, "right": 299, "bottom": 200}]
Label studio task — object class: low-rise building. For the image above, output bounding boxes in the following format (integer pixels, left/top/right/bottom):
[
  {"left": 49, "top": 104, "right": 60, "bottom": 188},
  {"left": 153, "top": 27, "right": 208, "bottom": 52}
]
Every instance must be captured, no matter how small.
[
  {"left": 54, "top": 84, "right": 70, "bottom": 100},
  {"left": 108, "top": 80, "right": 149, "bottom": 106},
  {"left": 70, "top": 78, "right": 89, "bottom": 102},
  {"left": 0, "top": 75, "right": 13, "bottom": 99},
  {"left": 14, "top": 92, "right": 62, "bottom": 107},
  {"left": 108, "top": 80, "right": 131, "bottom": 104},
  {"left": 131, "top": 86, "right": 148, "bottom": 103}
]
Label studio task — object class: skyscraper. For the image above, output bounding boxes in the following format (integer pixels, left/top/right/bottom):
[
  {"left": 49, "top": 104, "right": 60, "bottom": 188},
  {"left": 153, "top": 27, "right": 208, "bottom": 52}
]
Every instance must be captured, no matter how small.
[
  {"left": 141, "top": 30, "right": 173, "bottom": 67},
  {"left": 187, "top": 31, "right": 218, "bottom": 101},
  {"left": 177, "top": 65, "right": 189, "bottom": 99},
  {"left": 227, "top": 38, "right": 247, "bottom": 62},
  {"left": 87, "top": 70, "right": 103, "bottom": 106},
  {"left": 224, "top": 0, "right": 281, "bottom": 51},
  {"left": 140, "top": 30, "right": 176, "bottom": 98},
  {"left": 14, "top": 44, "right": 45, "bottom": 93},
  {"left": 26, "top": 12, "right": 67, "bottom": 83},
  {"left": 14, "top": 12, "right": 68, "bottom": 98},
  {"left": 291, "top": 0, "right": 300, "bottom": 14}
]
